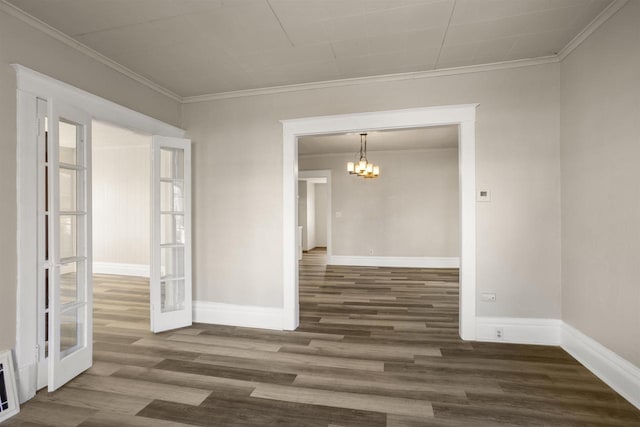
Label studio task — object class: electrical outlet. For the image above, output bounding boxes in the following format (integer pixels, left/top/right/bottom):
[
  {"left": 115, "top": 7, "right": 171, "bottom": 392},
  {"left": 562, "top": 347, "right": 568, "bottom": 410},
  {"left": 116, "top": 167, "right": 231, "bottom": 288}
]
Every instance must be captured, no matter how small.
[
  {"left": 481, "top": 293, "right": 496, "bottom": 302},
  {"left": 335, "top": 211, "right": 342, "bottom": 218},
  {"left": 368, "top": 248, "right": 374, "bottom": 255},
  {"left": 495, "top": 328, "right": 503, "bottom": 339}
]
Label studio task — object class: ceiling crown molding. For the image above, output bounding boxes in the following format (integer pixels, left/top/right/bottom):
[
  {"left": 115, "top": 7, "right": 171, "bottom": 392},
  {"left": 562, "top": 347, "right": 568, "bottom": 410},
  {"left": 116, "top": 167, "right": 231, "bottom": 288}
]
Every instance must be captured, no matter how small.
[
  {"left": 182, "top": 56, "right": 559, "bottom": 104},
  {"left": 558, "top": 0, "right": 628, "bottom": 61},
  {"left": 0, "top": 0, "right": 183, "bottom": 102}
]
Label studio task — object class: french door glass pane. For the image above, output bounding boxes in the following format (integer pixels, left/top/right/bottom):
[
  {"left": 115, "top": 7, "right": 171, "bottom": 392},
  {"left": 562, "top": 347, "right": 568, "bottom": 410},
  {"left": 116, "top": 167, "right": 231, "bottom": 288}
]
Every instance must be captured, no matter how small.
[
  {"left": 160, "top": 148, "right": 184, "bottom": 179},
  {"left": 160, "top": 246, "right": 184, "bottom": 279},
  {"left": 60, "top": 307, "right": 84, "bottom": 355},
  {"left": 59, "top": 215, "right": 77, "bottom": 259},
  {"left": 59, "top": 120, "right": 80, "bottom": 165},
  {"left": 161, "top": 280, "right": 185, "bottom": 313},
  {"left": 161, "top": 214, "right": 185, "bottom": 245},
  {"left": 59, "top": 169, "right": 77, "bottom": 211},
  {"left": 160, "top": 181, "right": 184, "bottom": 212},
  {"left": 60, "top": 262, "right": 85, "bottom": 305}
]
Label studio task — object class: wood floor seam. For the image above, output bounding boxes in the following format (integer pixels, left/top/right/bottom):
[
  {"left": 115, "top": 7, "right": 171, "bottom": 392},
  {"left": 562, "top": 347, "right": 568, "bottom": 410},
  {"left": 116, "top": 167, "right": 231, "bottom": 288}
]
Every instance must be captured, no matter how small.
[{"left": 4, "top": 249, "right": 639, "bottom": 427}]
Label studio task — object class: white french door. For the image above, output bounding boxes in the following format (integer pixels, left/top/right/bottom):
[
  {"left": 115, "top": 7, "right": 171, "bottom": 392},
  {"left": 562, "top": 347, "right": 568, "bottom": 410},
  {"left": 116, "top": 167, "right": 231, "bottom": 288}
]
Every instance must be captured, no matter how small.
[
  {"left": 150, "top": 136, "right": 192, "bottom": 332},
  {"left": 47, "top": 102, "right": 93, "bottom": 391}
]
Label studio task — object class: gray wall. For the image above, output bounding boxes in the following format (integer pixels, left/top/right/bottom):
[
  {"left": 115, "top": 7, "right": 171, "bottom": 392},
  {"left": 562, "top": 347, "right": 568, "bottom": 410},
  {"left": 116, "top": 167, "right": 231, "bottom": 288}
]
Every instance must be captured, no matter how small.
[
  {"left": 0, "top": 8, "right": 181, "bottom": 351},
  {"left": 93, "top": 122, "right": 151, "bottom": 266},
  {"left": 560, "top": 2, "right": 640, "bottom": 366},
  {"left": 183, "top": 62, "right": 562, "bottom": 318},
  {"left": 314, "top": 183, "right": 327, "bottom": 248},
  {"left": 300, "top": 148, "right": 459, "bottom": 257}
]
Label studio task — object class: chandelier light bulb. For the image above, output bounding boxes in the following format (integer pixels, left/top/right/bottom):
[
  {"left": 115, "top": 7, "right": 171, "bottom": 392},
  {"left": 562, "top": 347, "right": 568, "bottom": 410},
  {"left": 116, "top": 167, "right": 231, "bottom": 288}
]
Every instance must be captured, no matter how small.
[{"left": 346, "top": 132, "right": 380, "bottom": 179}]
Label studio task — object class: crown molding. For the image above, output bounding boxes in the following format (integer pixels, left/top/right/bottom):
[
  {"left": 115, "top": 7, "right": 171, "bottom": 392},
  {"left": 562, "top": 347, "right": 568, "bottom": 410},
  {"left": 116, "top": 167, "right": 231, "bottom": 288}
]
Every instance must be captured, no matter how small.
[
  {"left": 557, "top": 0, "right": 628, "bottom": 61},
  {"left": 0, "top": 0, "right": 183, "bottom": 103},
  {"left": 183, "top": 56, "right": 558, "bottom": 103},
  {"left": 2, "top": 0, "right": 627, "bottom": 105}
]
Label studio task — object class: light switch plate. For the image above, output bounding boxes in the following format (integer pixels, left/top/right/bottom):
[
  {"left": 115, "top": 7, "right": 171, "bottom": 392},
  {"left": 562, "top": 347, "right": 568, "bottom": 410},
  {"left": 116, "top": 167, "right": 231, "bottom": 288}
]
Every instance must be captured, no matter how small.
[
  {"left": 477, "top": 189, "right": 491, "bottom": 202},
  {"left": 335, "top": 211, "right": 342, "bottom": 218}
]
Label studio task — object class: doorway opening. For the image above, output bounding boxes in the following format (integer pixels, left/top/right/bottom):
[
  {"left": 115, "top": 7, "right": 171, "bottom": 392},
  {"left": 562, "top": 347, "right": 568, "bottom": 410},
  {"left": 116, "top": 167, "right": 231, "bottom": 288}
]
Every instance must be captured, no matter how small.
[
  {"left": 281, "top": 104, "right": 477, "bottom": 339},
  {"left": 14, "top": 65, "right": 191, "bottom": 401},
  {"left": 91, "top": 120, "right": 153, "bottom": 362},
  {"left": 295, "top": 127, "right": 460, "bottom": 334}
]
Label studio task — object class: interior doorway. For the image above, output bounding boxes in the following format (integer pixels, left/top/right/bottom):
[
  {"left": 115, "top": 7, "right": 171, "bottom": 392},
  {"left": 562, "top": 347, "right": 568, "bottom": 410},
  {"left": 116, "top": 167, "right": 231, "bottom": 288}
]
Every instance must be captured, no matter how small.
[
  {"left": 297, "top": 171, "right": 331, "bottom": 259},
  {"left": 281, "top": 104, "right": 478, "bottom": 339},
  {"left": 14, "top": 65, "right": 191, "bottom": 401}
]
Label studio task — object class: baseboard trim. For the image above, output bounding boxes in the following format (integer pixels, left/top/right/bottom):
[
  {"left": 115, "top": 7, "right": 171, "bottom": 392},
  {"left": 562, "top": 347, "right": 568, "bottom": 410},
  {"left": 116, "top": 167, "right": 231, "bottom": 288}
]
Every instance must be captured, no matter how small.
[
  {"left": 16, "top": 363, "right": 36, "bottom": 404},
  {"left": 328, "top": 255, "right": 460, "bottom": 268},
  {"left": 193, "top": 301, "right": 283, "bottom": 330},
  {"left": 562, "top": 322, "right": 640, "bottom": 409},
  {"left": 475, "top": 317, "right": 561, "bottom": 345},
  {"left": 93, "top": 262, "right": 149, "bottom": 278},
  {"left": 474, "top": 316, "right": 639, "bottom": 409}
]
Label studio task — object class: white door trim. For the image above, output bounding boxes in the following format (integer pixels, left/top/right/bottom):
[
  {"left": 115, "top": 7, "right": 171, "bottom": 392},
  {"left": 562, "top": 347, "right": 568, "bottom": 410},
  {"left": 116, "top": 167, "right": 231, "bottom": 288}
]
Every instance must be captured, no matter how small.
[
  {"left": 13, "top": 64, "right": 185, "bottom": 403},
  {"left": 281, "top": 104, "right": 478, "bottom": 339}
]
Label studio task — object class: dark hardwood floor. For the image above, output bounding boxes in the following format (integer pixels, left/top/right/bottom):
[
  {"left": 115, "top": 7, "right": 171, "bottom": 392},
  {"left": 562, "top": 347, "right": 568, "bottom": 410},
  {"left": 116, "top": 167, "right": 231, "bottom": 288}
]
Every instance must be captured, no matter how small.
[{"left": 5, "top": 248, "right": 640, "bottom": 426}]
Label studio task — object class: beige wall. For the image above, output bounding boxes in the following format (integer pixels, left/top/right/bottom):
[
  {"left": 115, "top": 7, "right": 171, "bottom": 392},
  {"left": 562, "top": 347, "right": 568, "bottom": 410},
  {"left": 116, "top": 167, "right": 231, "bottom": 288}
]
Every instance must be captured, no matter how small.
[
  {"left": 93, "top": 122, "right": 151, "bottom": 266},
  {"left": 300, "top": 148, "right": 459, "bottom": 257},
  {"left": 183, "top": 62, "right": 562, "bottom": 317},
  {"left": 0, "top": 8, "right": 181, "bottom": 350},
  {"left": 314, "top": 183, "right": 327, "bottom": 248},
  {"left": 560, "top": 2, "right": 640, "bottom": 366},
  {"left": 297, "top": 181, "right": 308, "bottom": 249}
]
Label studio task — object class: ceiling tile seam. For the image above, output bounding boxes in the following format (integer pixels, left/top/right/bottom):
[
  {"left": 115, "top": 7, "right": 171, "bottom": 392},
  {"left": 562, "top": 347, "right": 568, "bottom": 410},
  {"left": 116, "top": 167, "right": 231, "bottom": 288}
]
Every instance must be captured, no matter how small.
[
  {"left": 266, "top": 0, "right": 295, "bottom": 47},
  {"left": 1, "top": 0, "right": 626, "bottom": 104},
  {"left": 70, "top": 11, "right": 213, "bottom": 38},
  {"left": 0, "top": 0, "right": 183, "bottom": 103},
  {"left": 434, "top": 0, "right": 457, "bottom": 69}
]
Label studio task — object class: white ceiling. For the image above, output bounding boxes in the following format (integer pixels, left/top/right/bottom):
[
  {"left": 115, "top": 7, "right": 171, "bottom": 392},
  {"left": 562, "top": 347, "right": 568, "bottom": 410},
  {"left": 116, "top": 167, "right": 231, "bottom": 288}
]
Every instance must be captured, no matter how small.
[
  {"left": 8, "top": 0, "right": 612, "bottom": 97},
  {"left": 298, "top": 125, "right": 458, "bottom": 155}
]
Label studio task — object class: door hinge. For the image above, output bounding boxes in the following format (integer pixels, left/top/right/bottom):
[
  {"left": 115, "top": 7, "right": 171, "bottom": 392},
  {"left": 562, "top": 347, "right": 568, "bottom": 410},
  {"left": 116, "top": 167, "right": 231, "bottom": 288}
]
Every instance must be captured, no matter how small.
[{"left": 35, "top": 344, "right": 40, "bottom": 361}]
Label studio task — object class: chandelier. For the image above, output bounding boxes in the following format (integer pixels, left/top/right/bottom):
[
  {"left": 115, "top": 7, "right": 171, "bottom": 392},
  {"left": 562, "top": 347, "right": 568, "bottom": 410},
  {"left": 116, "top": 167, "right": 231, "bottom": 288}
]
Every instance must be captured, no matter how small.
[{"left": 347, "top": 133, "right": 380, "bottom": 179}]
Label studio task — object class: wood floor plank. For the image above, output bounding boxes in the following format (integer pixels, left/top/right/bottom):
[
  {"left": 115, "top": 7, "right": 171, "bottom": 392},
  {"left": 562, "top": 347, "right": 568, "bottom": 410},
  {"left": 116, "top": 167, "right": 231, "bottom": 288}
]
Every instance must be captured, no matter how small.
[
  {"left": 67, "top": 375, "right": 211, "bottom": 406},
  {"left": 7, "top": 250, "right": 639, "bottom": 426},
  {"left": 34, "top": 387, "right": 152, "bottom": 415},
  {"left": 250, "top": 383, "right": 434, "bottom": 419},
  {"left": 79, "top": 411, "right": 194, "bottom": 427},
  {"left": 5, "top": 401, "right": 96, "bottom": 427}
]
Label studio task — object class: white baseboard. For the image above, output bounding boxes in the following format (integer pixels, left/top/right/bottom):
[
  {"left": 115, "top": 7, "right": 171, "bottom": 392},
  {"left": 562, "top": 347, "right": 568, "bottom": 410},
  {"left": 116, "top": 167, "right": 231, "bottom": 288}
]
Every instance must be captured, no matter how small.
[
  {"left": 562, "top": 322, "right": 640, "bottom": 410},
  {"left": 16, "top": 364, "right": 36, "bottom": 404},
  {"left": 193, "top": 301, "right": 283, "bottom": 330},
  {"left": 475, "top": 317, "right": 561, "bottom": 345},
  {"left": 328, "top": 255, "right": 460, "bottom": 268},
  {"left": 93, "top": 262, "right": 149, "bottom": 278},
  {"left": 474, "top": 316, "right": 640, "bottom": 409}
]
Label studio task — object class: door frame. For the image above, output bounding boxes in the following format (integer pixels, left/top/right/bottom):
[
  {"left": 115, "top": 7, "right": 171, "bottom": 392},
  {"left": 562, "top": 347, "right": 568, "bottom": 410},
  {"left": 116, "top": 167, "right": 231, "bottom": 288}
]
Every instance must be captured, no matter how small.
[
  {"left": 281, "top": 104, "right": 478, "bottom": 339},
  {"left": 13, "top": 64, "right": 185, "bottom": 403},
  {"left": 298, "top": 170, "right": 332, "bottom": 257}
]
